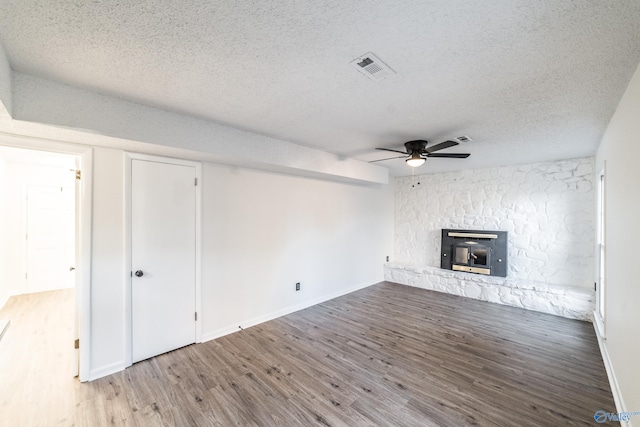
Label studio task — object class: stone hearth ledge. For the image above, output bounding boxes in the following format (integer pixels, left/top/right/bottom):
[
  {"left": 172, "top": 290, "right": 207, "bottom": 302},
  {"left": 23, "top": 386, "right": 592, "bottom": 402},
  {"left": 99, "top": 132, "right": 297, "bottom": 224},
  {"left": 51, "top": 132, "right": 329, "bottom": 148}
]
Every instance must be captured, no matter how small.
[{"left": 384, "top": 263, "right": 594, "bottom": 321}]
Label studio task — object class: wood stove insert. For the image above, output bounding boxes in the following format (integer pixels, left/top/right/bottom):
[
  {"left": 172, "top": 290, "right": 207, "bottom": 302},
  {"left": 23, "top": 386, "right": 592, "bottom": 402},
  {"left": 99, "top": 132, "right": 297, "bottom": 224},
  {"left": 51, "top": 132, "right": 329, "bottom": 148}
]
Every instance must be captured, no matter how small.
[{"left": 441, "top": 229, "right": 508, "bottom": 277}]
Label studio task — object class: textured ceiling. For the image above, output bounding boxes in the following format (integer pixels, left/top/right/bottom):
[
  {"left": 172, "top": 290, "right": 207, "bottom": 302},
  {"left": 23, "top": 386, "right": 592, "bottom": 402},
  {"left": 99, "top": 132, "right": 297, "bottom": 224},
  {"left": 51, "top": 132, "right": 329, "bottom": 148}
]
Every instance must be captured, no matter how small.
[{"left": 0, "top": 0, "right": 639, "bottom": 176}]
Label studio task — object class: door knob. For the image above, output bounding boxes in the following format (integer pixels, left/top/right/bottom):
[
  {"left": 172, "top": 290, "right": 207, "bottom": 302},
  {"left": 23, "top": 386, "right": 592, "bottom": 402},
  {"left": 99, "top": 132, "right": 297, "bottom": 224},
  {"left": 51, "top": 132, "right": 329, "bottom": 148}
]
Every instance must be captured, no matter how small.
[{"left": 135, "top": 270, "right": 144, "bottom": 277}]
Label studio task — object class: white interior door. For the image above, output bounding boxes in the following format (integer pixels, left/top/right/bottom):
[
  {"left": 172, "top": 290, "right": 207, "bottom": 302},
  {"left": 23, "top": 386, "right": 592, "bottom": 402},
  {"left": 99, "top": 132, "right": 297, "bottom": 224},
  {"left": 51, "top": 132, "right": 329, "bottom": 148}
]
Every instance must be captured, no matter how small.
[
  {"left": 131, "top": 159, "right": 197, "bottom": 363},
  {"left": 61, "top": 182, "right": 75, "bottom": 288},
  {"left": 25, "top": 184, "right": 74, "bottom": 293}
]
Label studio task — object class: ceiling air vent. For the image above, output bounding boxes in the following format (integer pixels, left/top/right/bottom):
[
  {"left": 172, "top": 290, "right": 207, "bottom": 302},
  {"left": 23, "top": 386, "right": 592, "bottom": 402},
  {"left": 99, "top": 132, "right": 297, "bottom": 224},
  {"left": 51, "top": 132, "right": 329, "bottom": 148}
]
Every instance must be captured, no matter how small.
[
  {"left": 350, "top": 52, "right": 395, "bottom": 81},
  {"left": 456, "top": 135, "right": 474, "bottom": 143}
]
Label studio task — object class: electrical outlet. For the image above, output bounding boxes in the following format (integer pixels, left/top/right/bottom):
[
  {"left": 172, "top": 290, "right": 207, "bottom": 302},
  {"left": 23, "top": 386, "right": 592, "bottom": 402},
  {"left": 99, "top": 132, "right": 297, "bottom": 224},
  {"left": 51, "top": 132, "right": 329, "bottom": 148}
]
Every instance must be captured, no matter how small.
[
  {"left": 386, "top": 256, "right": 389, "bottom": 262},
  {"left": 295, "top": 282, "right": 301, "bottom": 291}
]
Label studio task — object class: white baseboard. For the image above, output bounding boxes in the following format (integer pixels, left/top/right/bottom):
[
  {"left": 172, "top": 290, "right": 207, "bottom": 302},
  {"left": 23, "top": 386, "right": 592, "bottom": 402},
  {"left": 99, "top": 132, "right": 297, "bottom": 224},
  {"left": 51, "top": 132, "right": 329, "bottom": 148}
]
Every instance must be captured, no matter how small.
[
  {"left": 201, "top": 280, "right": 378, "bottom": 343},
  {"left": 89, "top": 361, "right": 126, "bottom": 381},
  {"left": 593, "top": 321, "right": 631, "bottom": 426},
  {"left": 594, "top": 311, "right": 605, "bottom": 338},
  {"left": 0, "top": 319, "right": 10, "bottom": 341}
]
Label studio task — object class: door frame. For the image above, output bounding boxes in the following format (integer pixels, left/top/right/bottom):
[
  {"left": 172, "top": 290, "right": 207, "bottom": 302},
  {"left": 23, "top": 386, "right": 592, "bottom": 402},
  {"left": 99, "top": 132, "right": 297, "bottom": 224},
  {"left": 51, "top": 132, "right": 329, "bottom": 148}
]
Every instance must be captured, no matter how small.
[
  {"left": 594, "top": 164, "right": 606, "bottom": 338},
  {"left": 0, "top": 131, "right": 93, "bottom": 382},
  {"left": 124, "top": 152, "right": 202, "bottom": 367}
]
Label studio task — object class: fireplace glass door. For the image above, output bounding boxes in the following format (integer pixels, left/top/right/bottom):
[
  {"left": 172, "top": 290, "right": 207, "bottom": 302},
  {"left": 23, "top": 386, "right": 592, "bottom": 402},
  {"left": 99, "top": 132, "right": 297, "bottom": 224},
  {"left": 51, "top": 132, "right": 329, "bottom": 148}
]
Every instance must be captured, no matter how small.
[
  {"left": 471, "top": 247, "right": 489, "bottom": 267},
  {"left": 455, "top": 246, "right": 469, "bottom": 264},
  {"left": 453, "top": 243, "right": 491, "bottom": 274}
]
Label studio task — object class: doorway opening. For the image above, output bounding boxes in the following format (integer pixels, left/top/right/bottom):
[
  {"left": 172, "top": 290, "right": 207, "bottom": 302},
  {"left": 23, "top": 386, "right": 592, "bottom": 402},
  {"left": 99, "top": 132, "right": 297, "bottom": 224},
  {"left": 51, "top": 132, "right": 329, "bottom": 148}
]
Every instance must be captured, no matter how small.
[{"left": 0, "top": 145, "right": 81, "bottom": 378}]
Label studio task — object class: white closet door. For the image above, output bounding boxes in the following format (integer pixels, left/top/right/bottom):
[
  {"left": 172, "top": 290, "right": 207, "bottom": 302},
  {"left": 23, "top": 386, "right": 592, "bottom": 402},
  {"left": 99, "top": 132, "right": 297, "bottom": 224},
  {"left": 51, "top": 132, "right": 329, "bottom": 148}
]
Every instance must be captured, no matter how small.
[{"left": 131, "top": 159, "right": 196, "bottom": 363}]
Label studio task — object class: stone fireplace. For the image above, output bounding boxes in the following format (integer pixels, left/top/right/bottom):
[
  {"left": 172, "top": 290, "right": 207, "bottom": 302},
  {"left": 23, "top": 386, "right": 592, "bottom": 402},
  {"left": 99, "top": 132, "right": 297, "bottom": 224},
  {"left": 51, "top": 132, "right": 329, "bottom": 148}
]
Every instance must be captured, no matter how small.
[{"left": 386, "top": 157, "right": 596, "bottom": 321}]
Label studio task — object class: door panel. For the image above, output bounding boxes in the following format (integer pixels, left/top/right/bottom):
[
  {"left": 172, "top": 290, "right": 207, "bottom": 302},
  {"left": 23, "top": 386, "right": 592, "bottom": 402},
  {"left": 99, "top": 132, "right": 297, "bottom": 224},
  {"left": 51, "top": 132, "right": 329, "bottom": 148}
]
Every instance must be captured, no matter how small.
[
  {"left": 26, "top": 185, "right": 74, "bottom": 293},
  {"left": 131, "top": 159, "right": 196, "bottom": 363}
]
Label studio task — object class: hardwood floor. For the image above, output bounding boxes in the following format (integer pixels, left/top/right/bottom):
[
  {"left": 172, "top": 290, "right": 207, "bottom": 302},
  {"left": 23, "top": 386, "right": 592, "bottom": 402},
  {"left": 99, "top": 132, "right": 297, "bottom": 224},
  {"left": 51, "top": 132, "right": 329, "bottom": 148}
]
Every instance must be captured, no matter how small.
[
  {"left": 0, "top": 282, "right": 615, "bottom": 426},
  {"left": 0, "top": 289, "right": 77, "bottom": 425}
]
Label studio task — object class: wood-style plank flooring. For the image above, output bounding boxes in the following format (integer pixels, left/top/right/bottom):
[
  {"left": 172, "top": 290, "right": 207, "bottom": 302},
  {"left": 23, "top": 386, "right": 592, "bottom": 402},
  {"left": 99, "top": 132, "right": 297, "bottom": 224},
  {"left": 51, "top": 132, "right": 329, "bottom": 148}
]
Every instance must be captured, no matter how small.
[{"left": 0, "top": 283, "right": 615, "bottom": 426}]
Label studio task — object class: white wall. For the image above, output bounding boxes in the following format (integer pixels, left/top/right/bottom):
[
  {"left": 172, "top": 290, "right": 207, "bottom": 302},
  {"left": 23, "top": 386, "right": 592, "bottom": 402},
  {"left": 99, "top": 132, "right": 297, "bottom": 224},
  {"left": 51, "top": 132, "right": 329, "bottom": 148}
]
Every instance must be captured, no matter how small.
[
  {"left": 3, "top": 162, "right": 25, "bottom": 297},
  {"left": 90, "top": 148, "right": 126, "bottom": 374},
  {"left": 201, "top": 164, "right": 394, "bottom": 338},
  {"left": 394, "top": 157, "right": 595, "bottom": 289},
  {"left": 88, "top": 149, "right": 394, "bottom": 379},
  {"left": 0, "top": 44, "right": 12, "bottom": 302},
  {"left": 595, "top": 64, "right": 640, "bottom": 421},
  {"left": 0, "top": 157, "right": 7, "bottom": 307}
]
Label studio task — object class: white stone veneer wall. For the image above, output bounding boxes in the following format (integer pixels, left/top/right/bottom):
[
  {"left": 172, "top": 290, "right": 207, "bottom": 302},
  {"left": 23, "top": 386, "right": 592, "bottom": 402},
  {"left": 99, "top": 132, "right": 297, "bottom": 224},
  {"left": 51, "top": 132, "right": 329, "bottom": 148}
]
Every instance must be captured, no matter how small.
[{"left": 386, "top": 157, "right": 596, "bottom": 320}]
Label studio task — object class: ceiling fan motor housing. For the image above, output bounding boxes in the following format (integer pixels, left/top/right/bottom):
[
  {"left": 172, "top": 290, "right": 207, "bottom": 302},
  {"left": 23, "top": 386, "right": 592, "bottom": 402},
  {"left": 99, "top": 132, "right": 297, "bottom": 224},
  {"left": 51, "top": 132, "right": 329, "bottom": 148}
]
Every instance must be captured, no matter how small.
[{"left": 404, "top": 140, "right": 429, "bottom": 153}]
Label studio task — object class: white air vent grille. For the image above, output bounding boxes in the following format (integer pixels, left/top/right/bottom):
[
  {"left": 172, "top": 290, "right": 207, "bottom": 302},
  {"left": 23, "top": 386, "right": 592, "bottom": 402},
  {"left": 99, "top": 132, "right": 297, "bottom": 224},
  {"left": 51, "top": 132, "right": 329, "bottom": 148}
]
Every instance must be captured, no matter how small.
[
  {"left": 350, "top": 53, "right": 395, "bottom": 81},
  {"left": 456, "top": 135, "right": 473, "bottom": 143}
]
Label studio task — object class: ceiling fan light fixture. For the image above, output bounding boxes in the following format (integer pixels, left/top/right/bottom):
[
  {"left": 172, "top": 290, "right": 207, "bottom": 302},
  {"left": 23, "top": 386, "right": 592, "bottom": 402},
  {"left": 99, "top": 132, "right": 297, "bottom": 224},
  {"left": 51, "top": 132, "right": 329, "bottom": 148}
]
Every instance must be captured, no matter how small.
[{"left": 406, "top": 152, "right": 426, "bottom": 167}]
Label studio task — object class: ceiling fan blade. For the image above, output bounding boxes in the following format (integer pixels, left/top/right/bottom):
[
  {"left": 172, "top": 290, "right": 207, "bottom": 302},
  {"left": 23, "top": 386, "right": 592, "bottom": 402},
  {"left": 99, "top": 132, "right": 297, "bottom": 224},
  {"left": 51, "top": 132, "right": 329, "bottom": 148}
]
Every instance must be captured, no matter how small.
[
  {"left": 424, "top": 140, "right": 459, "bottom": 153},
  {"left": 376, "top": 147, "right": 408, "bottom": 155},
  {"left": 426, "top": 153, "right": 470, "bottom": 158},
  {"left": 369, "top": 155, "right": 408, "bottom": 163}
]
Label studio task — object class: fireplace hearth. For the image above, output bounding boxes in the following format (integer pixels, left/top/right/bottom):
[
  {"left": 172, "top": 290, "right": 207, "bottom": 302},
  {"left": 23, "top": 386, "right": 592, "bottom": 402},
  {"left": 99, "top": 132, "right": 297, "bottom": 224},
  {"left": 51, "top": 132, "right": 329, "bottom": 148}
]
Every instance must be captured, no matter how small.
[{"left": 441, "top": 229, "right": 508, "bottom": 277}]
